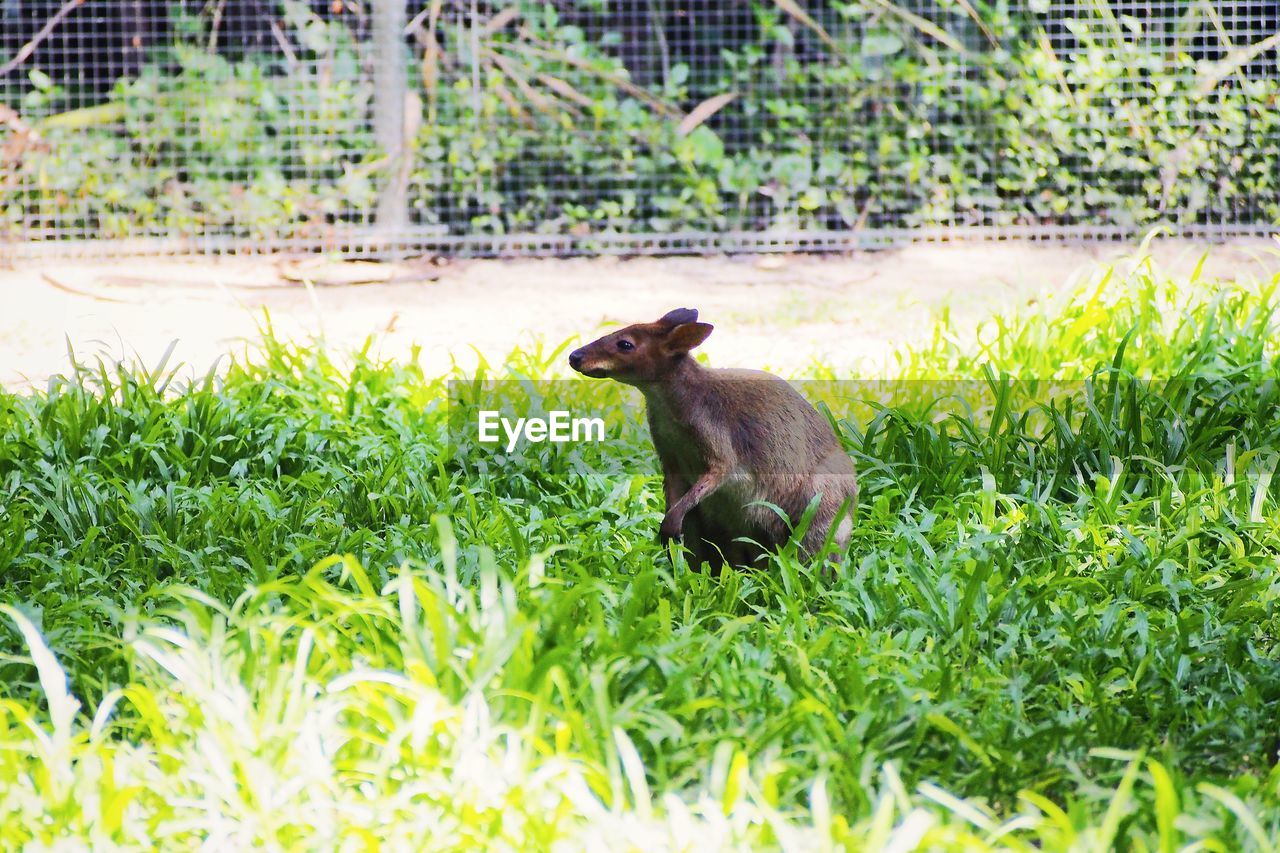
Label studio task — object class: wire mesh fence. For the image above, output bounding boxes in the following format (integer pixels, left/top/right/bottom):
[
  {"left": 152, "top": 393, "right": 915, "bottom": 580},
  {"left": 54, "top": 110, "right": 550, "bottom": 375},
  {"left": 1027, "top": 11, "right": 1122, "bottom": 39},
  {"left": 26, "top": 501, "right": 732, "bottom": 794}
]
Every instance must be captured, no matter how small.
[{"left": 1, "top": 1, "right": 1277, "bottom": 260}]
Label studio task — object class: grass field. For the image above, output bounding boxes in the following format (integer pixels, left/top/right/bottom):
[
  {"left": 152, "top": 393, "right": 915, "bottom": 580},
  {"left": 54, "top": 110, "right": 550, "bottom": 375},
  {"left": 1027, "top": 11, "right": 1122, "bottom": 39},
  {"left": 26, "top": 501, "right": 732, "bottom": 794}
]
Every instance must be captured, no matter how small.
[{"left": 2, "top": 248, "right": 1280, "bottom": 849}]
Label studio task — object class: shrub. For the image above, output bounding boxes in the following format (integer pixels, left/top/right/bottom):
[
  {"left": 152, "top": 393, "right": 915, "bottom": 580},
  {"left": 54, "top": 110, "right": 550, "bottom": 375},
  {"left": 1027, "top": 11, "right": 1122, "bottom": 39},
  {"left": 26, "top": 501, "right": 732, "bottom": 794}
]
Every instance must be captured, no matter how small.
[{"left": 3, "top": 1, "right": 1278, "bottom": 240}]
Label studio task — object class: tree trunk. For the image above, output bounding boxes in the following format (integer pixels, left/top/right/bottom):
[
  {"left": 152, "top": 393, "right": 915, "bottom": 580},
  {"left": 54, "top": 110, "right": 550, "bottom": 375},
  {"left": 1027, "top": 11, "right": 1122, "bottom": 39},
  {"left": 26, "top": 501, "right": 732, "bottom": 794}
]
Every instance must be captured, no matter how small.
[{"left": 372, "top": 0, "right": 409, "bottom": 236}]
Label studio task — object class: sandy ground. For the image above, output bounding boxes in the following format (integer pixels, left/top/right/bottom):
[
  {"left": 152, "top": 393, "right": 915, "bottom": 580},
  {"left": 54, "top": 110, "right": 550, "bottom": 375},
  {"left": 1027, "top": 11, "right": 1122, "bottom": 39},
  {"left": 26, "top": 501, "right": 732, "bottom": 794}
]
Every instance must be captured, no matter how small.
[{"left": 2, "top": 239, "right": 1279, "bottom": 391}]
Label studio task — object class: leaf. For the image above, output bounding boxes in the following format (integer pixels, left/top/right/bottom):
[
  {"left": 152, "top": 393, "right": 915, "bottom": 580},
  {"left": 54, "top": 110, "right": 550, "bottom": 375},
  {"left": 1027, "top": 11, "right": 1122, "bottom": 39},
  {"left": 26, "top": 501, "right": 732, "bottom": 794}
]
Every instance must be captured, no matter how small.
[
  {"left": 1097, "top": 755, "right": 1142, "bottom": 850},
  {"left": 1146, "top": 759, "right": 1180, "bottom": 853},
  {"left": 674, "top": 125, "right": 725, "bottom": 167},
  {"left": 952, "top": 0, "right": 999, "bottom": 48},
  {"left": 482, "top": 5, "right": 521, "bottom": 36},
  {"left": 925, "top": 712, "right": 993, "bottom": 767},
  {"left": 770, "top": 0, "right": 839, "bottom": 52},
  {"left": 677, "top": 92, "right": 738, "bottom": 137},
  {"left": 537, "top": 73, "right": 596, "bottom": 109},
  {"left": 36, "top": 102, "right": 127, "bottom": 131},
  {"left": 722, "top": 749, "right": 749, "bottom": 813},
  {"left": 614, "top": 728, "right": 652, "bottom": 818},
  {"left": 1197, "top": 783, "right": 1274, "bottom": 852},
  {"left": 865, "top": 0, "right": 968, "bottom": 55},
  {"left": 2, "top": 605, "right": 80, "bottom": 742},
  {"left": 862, "top": 32, "right": 905, "bottom": 57},
  {"left": 28, "top": 68, "right": 54, "bottom": 91},
  {"left": 1250, "top": 455, "right": 1276, "bottom": 524}
]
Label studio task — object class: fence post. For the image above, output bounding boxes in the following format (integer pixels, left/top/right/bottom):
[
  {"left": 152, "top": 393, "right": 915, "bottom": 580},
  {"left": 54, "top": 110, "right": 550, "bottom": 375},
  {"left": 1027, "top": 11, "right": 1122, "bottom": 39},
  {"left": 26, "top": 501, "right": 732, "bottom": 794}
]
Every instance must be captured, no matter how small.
[{"left": 372, "top": 0, "right": 409, "bottom": 239}]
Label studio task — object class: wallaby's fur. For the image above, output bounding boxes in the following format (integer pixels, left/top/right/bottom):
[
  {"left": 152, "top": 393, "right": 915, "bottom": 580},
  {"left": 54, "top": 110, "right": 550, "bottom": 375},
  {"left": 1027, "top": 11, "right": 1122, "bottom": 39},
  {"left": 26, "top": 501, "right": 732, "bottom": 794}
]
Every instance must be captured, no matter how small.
[{"left": 569, "top": 308, "right": 857, "bottom": 570}]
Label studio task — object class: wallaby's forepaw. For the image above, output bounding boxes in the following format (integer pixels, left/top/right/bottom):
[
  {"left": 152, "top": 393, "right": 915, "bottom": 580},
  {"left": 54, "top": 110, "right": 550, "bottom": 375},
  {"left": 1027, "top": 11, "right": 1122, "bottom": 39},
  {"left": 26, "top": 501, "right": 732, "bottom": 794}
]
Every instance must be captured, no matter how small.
[{"left": 659, "top": 515, "right": 683, "bottom": 542}]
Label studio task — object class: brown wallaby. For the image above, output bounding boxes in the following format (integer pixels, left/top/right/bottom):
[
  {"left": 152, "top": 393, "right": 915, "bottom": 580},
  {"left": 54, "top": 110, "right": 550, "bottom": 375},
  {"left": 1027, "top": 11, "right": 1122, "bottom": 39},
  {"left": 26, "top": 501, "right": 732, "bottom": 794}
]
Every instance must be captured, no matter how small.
[{"left": 569, "top": 308, "right": 857, "bottom": 570}]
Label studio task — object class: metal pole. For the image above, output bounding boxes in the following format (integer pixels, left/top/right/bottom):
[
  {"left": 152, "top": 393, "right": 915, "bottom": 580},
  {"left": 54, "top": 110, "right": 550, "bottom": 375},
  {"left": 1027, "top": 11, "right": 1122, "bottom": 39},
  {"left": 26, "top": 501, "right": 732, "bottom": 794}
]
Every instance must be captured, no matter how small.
[{"left": 372, "top": 0, "right": 409, "bottom": 237}]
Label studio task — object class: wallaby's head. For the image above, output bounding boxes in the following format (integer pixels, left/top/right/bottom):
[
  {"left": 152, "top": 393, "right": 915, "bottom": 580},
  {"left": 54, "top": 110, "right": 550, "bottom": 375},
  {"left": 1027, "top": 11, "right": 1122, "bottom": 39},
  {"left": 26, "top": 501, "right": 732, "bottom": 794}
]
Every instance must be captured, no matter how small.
[{"left": 569, "top": 308, "right": 713, "bottom": 383}]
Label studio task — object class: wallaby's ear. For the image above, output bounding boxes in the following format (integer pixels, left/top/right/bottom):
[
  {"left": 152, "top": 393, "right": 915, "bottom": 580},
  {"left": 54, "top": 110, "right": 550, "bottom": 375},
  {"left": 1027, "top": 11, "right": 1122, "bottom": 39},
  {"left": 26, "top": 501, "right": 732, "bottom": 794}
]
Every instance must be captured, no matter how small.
[
  {"left": 663, "top": 322, "right": 714, "bottom": 355},
  {"left": 657, "top": 307, "right": 699, "bottom": 328}
]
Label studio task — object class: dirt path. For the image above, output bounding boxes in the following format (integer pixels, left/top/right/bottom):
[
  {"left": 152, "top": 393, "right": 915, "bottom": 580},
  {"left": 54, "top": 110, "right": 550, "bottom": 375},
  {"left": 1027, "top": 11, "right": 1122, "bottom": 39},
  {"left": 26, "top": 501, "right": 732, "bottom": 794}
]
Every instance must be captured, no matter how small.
[{"left": 2, "top": 239, "right": 1278, "bottom": 390}]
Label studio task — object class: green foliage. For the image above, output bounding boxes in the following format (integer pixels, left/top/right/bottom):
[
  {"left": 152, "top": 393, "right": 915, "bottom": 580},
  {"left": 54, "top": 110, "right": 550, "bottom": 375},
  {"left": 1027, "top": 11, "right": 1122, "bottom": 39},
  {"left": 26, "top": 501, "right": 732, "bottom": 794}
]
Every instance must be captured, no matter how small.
[
  {"left": 4, "top": 7, "right": 376, "bottom": 239},
  {"left": 4, "top": 1, "right": 1278, "bottom": 239},
  {"left": 3, "top": 254, "right": 1280, "bottom": 847},
  {"left": 990, "top": 23, "right": 1280, "bottom": 227}
]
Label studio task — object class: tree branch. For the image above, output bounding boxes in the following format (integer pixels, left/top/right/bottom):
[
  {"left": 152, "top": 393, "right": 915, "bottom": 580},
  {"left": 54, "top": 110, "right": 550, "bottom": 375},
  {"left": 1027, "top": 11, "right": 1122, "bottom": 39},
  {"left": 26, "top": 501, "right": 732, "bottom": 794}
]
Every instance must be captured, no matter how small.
[{"left": 0, "top": 0, "right": 90, "bottom": 78}]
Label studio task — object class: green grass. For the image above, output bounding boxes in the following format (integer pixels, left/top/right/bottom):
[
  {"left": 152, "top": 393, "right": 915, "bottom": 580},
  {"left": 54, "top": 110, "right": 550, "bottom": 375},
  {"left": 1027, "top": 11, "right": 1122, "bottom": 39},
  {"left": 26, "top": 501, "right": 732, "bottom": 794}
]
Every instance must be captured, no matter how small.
[{"left": 2, "top": 249, "right": 1280, "bottom": 848}]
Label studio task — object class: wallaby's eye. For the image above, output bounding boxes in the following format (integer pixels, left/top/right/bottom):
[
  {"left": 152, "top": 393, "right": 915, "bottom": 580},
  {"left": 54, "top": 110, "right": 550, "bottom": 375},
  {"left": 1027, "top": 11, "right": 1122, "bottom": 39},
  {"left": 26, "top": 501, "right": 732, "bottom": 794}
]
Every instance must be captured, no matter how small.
[{"left": 616, "top": 340, "right": 635, "bottom": 352}]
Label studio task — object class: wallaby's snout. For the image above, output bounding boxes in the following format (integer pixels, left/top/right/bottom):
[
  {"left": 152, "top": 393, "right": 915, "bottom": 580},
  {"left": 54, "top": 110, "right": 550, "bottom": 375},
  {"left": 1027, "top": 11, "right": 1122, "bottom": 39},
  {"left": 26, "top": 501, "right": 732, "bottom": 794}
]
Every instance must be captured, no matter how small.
[{"left": 567, "top": 342, "right": 614, "bottom": 379}]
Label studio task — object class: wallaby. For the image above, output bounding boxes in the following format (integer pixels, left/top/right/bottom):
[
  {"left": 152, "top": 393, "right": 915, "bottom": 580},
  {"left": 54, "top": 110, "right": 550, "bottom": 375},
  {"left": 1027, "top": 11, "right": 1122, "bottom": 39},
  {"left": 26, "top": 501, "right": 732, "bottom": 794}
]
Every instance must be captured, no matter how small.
[{"left": 569, "top": 308, "right": 857, "bottom": 570}]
